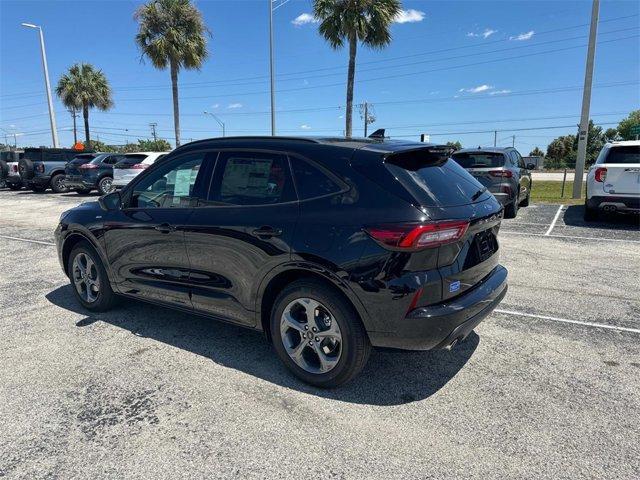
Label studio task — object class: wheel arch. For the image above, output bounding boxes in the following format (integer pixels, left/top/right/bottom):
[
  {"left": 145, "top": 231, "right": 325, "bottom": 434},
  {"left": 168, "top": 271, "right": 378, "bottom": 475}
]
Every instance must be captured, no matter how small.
[
  {"left": 61, "top": 229, "right": 113, "bottom": 283},
  {"left": 256, "top": 264, "right": 371, "bottom": 342}
]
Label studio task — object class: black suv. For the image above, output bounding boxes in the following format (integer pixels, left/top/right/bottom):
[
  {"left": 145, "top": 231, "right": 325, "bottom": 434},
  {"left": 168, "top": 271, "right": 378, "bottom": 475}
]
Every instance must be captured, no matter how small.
[
  {"left": 65, "top": 153, "right": 126, "bottom": 195},
  {"left": 55, "top": 137, "right": 507, "bottom": 387}
]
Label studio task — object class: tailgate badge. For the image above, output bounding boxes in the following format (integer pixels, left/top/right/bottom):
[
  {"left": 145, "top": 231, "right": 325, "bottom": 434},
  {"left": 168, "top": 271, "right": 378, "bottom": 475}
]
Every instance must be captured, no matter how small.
[{"left": 449, "top": 281, "right": 461, "bottom": 293}]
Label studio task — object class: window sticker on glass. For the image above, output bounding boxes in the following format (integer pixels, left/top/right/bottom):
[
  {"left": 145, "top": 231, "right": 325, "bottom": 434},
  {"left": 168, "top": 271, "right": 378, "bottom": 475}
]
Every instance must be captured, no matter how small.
[
  {"left": 173, "top": 168, "right": 193, "bottom": 201},
  {"left": 221, "top": 158, "right": 273, "bottom": 198}
]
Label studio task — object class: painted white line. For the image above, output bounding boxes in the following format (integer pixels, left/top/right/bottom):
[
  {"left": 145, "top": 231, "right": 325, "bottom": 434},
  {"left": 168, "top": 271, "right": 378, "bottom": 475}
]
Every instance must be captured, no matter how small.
[
  {"left": 0, "top": 234, "right": 55, "bottom": 246},
  {"left": 494, "top": 308, "right": 640, "bottom": 334},
  {"left": 500, "top": 231, "right": 640, "bottom": 244},
  {"left": 544, "top": 204, "right": 564, "bottom": 236}
]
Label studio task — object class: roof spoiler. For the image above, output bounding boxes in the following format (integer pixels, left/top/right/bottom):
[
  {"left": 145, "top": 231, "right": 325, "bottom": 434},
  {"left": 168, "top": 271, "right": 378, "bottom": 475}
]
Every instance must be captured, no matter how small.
[{"left": 368, "top": 128, "right": 386, "bottom": 139}]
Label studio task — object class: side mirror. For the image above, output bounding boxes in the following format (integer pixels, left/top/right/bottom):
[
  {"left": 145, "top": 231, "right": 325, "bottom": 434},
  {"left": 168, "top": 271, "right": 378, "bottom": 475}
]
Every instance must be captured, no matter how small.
[
  {"left": 526, "top": 163, "right": 536, "bottom": 170},
  {"left": 99, "top": 191, "right": 122, "bottom": 211}
]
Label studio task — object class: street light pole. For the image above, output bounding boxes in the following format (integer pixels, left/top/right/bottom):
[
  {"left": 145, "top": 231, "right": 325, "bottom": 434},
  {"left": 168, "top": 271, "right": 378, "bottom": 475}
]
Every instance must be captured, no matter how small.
[
  {"left": 203, "top": 111, "right": 226, "bottom": 137},
  {"left": 269, "top": 0, "right": 276, "bottom": 136},
  {"left": 22, "top": 23, "right": 59, "bottom": 148},
  {"left": 572, "top": 0, "right": 600, "bottom": 199}
]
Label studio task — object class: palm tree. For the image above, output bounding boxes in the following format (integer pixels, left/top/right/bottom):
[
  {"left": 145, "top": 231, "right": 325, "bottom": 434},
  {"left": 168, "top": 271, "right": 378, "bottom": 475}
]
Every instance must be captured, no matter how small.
[
  {"left": 134, "top": 0, "right": 210, "bottom": 147},
  {"left": 314, "top": 0, "right": 400, "bottom": 138},
  {"left": 56, "top": 63, "right": 113, "bottom": 146}
]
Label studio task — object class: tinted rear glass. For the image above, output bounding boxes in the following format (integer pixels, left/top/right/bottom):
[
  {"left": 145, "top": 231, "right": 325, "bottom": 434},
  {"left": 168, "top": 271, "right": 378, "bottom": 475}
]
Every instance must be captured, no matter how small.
[
  {"left": 117, "top": 154, "right": 148, "bottom": 165},
  {"left": 451, "top": 152, "right": 506, "bottom": 168},
  {"left": 385, "top": 154, "right": 488, "bottom": 207},
  {"left": 605, "top": 145, "right": 640, "bottom": 164}
]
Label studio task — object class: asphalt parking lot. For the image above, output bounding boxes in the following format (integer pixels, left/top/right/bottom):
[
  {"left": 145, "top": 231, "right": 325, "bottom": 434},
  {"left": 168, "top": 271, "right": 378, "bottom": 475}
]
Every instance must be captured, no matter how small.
[{"left": 1, "top": 189, "right": 639, "bottom": 479}]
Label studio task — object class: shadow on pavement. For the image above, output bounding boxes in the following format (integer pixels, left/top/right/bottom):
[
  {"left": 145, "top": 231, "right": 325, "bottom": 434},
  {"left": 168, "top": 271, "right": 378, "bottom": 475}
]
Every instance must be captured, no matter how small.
[
  {"left": 563, "top": 205, "right": 640, "bottom": 231},
  {"left": 46, "top": 284, "right": 478, "bottom": 406}
]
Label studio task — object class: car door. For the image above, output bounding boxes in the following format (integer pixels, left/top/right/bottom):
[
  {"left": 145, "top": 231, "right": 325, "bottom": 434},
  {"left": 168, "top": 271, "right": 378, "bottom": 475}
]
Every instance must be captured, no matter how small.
[
  {"left": 184, "top": 150, "right": 299, "bottom": 326},
  {"left": 513, "top": 151, "right": 531, "bottom": 200},
  {"left": 103, "top": 151, "right": 214, "bottom": 308}
]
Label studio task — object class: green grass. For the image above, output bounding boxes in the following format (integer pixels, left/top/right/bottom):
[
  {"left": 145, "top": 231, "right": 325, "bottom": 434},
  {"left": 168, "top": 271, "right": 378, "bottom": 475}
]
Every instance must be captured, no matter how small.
[{"left": 531, "top": 180, "right": 586, "bottom": 205}]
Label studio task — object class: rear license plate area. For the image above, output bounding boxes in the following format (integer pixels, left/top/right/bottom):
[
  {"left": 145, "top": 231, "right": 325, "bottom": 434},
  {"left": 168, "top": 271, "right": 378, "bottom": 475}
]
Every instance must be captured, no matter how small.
[{"left": 475, "top": 230, "right": 497, "bottom": 262}]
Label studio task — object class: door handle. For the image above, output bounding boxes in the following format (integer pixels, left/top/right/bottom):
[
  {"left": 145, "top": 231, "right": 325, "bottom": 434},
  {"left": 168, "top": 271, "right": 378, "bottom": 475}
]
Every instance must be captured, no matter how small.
[
  {"left": 154, "top": 223, "right": 175, "bottom": 234},
  {"left": 251, "top": 226, "right": 282, "bottom": 238}
]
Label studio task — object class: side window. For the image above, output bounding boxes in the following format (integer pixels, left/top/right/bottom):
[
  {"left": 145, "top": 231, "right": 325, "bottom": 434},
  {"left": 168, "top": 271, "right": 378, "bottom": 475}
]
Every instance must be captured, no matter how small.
[
  {"left": 129, "top": 153, "right": 207, "bottom": 209},
  {"left": 290, "top": 157, "right": 343, "bottom": 200},
  {"left": 509, "top": 152, "right": 518, "bottom": 166},
  {"left": 209, "top": 151, "right": 294, "bottom": 206},
  {"left": 104, "top": 155, "right": 123, "bottom": 165},
  {"left": 44, "top": 152, "right": 64, "bottom": 162}
]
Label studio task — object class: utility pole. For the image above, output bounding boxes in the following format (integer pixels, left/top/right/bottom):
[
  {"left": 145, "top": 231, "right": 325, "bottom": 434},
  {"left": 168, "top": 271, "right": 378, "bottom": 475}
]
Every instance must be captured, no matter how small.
[
  {"left": 149, "top": 122, "right": 158, "bottom": 142},
  {"left": 512, "top": 135, "right": 516, "bottom": 147},
  {"left": 493, "top": 130, "right": 497, "bottom": 147},
  {"left": 21, "top": 23, "right": 59, "bottom": 148},
  {"left": 364, "top": 102, "right": 368, "bottom": 137},
  {"left": 69, "top": 108, "right": 78, "bottom": 144},
  {"left": 269, "top": 0, "right": 276, "bottom": 136},
  {"left": 573, "top": 0, "right": 600, "bottom": 199}
]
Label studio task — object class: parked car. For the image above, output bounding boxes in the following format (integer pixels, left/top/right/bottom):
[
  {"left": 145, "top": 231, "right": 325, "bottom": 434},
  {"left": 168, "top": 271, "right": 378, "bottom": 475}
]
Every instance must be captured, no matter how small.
[
  {"left": 18, "top": 148, "right": 94, "bottom": 193},
  {"left": 65, "top": 153, "right": 126, "bottom": 195},
  {"left": 451, "top": 147, "right": 533, "bottom": 218},
  {"left": 1, "top": 150, "right": 24, "bottom": 190},
  {"left": 55, "top": 136, "right": 507, "bottom": 387},
  {"left": 584, "top": 140, "right": 640, "bottom": 220},
  {"left": 112, "top": 152, "right": 169, "bottom": 189}
]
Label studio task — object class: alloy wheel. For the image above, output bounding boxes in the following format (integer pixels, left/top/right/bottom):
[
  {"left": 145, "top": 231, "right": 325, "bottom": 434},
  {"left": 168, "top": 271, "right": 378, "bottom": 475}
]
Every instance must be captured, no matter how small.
[
  {"left": 280, "top": 297, "right": 342, "bottom": 374},
  {"left": 100, "top": 177, "right": 114, "bottom": 194},
  {"left": 72, "top": 252, "right": 100, "bottom": 303}
]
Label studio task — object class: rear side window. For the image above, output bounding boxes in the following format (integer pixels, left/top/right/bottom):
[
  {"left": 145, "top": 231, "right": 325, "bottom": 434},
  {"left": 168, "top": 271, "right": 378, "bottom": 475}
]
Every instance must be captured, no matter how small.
[
  {"left": 604, "top": 145, "right": 640, "bottom": 164},
  {"left": 451, "top": 152, "right": 506, "bottom": 168},
  {"left": 385, "top": 154, "right": 487, "bottom": 207},
  {"left": 210, "top": 151, "right": 294, "bottom": 206},
  {"left": 291, "top": 157, "right": 343, "bottom": 200}
]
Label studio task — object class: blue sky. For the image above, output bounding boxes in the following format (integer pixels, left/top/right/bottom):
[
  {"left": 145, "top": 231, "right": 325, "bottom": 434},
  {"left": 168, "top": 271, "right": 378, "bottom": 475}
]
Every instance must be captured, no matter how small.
[{"left": 0, "top": 0, "right": 638, "bottom": 153}]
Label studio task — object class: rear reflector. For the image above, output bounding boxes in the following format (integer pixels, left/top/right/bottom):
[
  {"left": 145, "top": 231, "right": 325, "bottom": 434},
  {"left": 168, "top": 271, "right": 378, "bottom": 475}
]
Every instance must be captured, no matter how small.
[
  {"left": 365, "top": 221, "right": 469, "bottom": 250},
  {"left": 489, "top": 170, "right": 513, "bottom": 178},
  {"left": 594, "top": 167, "right": 607, "bottom": 182}
]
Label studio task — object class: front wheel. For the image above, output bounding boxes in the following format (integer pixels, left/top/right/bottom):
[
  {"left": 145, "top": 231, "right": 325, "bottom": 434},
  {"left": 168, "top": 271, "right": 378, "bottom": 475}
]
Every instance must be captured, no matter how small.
[
  {"left": 67, "top": 242, "right": 117, "bottom": 312},
  {"left": 270, "top": 279, "right": 371, "bottom": 388},
  {"left": 97, "top": 176, "right": 114, "bottom": 196}
]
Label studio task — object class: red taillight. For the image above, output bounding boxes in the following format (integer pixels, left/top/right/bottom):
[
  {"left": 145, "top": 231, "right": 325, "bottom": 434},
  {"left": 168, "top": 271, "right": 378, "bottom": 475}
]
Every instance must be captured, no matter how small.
[
  {"left": 594, "top": 167, "right": 607, "bottom": 182},
  {"left": 131, "top": 163, "right": 149, "bottom": 170},
  {"left": 489, "top": 170, "right": 513, "bottom": 178},
  {"left": 35, "top": 163, "right": 45, "bottom": 173},
  {"left": 11, "top": 165, "right": 17, "bottom": 173},
  {"left": 79, "top": 163, "right": 98, "bottom": 169},
  {"left": 365, "top": 221, "right": 469, "bottom": 250}
]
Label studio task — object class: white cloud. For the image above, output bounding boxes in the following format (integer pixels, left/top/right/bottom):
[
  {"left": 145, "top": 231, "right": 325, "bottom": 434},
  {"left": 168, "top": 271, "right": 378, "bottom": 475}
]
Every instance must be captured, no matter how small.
[
  {"left": 300, "top": 124, "right": 311, "bottom": 130},
  {"left": 211, "top": 103, "right": 219, "bottom": 109},
  {"left": 291, "top": 13, "right": 317, "bottom": 26},
  {"left": 227, "top": 103, "right": 243, "bottom": 109},
  {"left": 394, "top": 9, "right": 426, "bottom": 24},
  {"left": 466, "top": 32, "right": 479, "bottom": 38},
  {"left": 489, "top": 89, "right": 512, "bottom": 95},
  {"left": 460, "top": 84, "right": 493, "bottom": 93},
  {"left": 482, "top": 28, "right": 497, "bottom": 39},
  {"left": 510, "top": 30, "right": 534, "bottom": 41}
]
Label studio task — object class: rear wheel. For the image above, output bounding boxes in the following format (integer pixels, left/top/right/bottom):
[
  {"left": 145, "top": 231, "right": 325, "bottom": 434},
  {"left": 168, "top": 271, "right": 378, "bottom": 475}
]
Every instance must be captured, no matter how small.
[
  {"left": 67, "top": 242, "right": 117, "bottom": 312},
  {"left": 270, "top": 279, "right": 371, "bottom": 388},
  {"left": 97, "top": 176, "right": 114, "bottom": 196},
  {"left": 504, "top": 196, "right": 519, "bottom": 218},
  {"left": 51, "top": 173, "right": 69, "bottom": 193}
]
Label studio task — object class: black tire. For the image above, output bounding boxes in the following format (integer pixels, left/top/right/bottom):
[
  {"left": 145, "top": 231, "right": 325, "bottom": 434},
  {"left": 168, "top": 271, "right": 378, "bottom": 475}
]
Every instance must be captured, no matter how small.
[
  {"left": 8, "top": 182, "right": 22, "bottom": 191},
  {"left": 504, "top": 197, "right": 519, "bottom": 218},
  {"left": 0, "top": 159, "right": 8, "bottom": 181},
  {"left": 18, "top": 158, "right": 34, "bottom": 181},
  {"left": 0, "top": 178, "right": 6, "bottom": 189},
  {"left": 51, "top": 173, "right": 69, "bottom": 193},
  {"left": 97, "top": 176, "right": 114, "bottom": 196},
  {"left": 76, "top": 188, "right": 92, "bottom": 195},
  {"left": 270, "top": 279, "right": 371, "bottom": 388},
  {"left": 31, "top": 185, "right": 47, "bottom": 193},
  {"left": 584, "top": 202, "right": 598, "bottom": 221},
  {"left": 519, "top": 187, "right": 530, "bottom": 207},
  {"left": 67, "top": 241, "right": 117, "bottom": 312}
]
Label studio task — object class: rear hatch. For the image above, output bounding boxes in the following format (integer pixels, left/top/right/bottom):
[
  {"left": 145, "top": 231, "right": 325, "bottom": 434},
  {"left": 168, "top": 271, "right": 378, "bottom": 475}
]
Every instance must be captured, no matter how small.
[
  {"left": 354, "top": 144, "right": 503, "bottom": 303},
  {"left": 114, "top": 154, "right": 148, "bottom": 170},
  {"left": 450, "top": 151, "right": 507, "bottom": 188},
  {"left": 65, "top": 155, "right": 96, "bottom": 176},
  {"left": 601, "top": 145, "right": 640, "bottom": 195}
]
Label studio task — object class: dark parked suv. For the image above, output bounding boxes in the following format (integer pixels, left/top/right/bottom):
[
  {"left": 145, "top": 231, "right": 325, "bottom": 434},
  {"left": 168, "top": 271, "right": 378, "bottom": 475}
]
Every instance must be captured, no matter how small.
[
  {"left": 55, "top": 137, "right": 508, "bottom": 387},
  {"left": 65, "top": 153, "right": 126, "bottom": 195}
]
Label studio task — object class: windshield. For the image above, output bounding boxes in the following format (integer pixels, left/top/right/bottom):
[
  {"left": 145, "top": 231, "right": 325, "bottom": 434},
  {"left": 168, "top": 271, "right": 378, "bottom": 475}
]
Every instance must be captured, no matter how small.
[
  {"left": 604, "top": 145, "right": 640, "bottom": 164},
  {"left": 451, "top": 152, "right": 506, "bottom": 168}
]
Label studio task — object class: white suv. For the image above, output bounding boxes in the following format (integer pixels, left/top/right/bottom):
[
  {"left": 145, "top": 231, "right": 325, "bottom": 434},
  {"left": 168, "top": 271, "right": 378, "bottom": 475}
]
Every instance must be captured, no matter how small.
[
  {"left": 112, "top": 151, "right": 170, "bottom": 189},
  {"left": 584, "top": 140, "right": 640, "bottom": 220}
]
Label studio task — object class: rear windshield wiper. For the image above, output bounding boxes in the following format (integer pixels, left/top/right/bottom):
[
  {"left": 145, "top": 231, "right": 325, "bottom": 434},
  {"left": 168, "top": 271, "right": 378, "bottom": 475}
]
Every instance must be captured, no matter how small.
[{"left": 471, "top": 186, "right": 487, "bottom": 201}]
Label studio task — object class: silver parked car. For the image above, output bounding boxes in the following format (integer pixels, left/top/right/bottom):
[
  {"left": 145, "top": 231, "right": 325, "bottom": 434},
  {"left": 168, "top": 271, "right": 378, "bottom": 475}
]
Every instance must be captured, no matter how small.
[{"left": 451, "top": 147, "right": 533, "bottom": 218}]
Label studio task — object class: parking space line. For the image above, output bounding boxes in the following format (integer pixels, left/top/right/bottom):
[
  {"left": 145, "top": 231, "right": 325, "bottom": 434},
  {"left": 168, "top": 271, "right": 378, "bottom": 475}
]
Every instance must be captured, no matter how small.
[
  {"left": 494, "top": 308, "right": 640, "bottom": 334},
  {"left": 0, "top": 234, "right": 55, "bottom": 246},
  {"left": 499, "top": 231, "right": 640, "bottom": 243},
  {"left": 544, "top": 204, "right": 564, "bottom": 236}
]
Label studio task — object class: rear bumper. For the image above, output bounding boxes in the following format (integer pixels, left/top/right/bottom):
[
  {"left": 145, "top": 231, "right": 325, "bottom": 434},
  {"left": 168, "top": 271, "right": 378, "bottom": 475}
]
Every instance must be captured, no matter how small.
[
  {"left": 587, "top": 195, "right": 640, "bottom": 213},
  {"left": 64, "top": 175, "right": 96, "bottom": 190},
  {"left": 368, "top": 265, "right": 508, "bottom": 350}
]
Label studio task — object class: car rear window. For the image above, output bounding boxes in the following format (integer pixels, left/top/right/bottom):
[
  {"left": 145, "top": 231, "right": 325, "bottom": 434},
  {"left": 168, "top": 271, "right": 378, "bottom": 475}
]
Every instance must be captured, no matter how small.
[
  {"left": 604, "top": 145, "right": 640, "bottom": 164},
  {"left": 385, "top": 151, "right": 488, "bottom": 207},
  {"left": 451, "top": 152, "right": 506, "bottom": 168}
]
